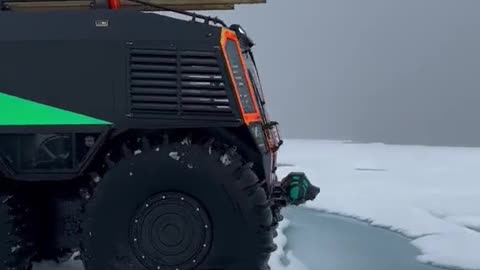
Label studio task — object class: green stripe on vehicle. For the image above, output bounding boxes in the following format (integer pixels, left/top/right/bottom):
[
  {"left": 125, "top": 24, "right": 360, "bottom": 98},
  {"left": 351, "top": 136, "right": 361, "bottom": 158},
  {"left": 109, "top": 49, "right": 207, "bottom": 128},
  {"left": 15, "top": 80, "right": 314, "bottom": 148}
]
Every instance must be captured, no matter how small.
[{"left": 0, "top": 92, "right": 111, "bottom": 126}]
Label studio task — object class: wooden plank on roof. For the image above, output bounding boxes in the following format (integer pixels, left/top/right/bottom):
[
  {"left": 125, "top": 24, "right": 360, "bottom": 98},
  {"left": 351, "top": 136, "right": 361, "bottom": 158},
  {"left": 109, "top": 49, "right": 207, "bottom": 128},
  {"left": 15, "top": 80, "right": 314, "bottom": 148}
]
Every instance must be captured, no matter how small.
[
  {"left": 3, "top": 0, "right": 265, "bottom": 11},
  {"left": 8, "top": 2, "right": 236, "bottom": 10},
  {"left": 120, "top": 0, "right": 265, "bottom": 4},
  {"left": 120, "top": 0, "right": 265, "bottom": 9},
  {"left": 5, "top": 0, "right": 91, "bottom": 10},
  {"left": 119, "top": 1, "right": 236, "bottom": 10}
]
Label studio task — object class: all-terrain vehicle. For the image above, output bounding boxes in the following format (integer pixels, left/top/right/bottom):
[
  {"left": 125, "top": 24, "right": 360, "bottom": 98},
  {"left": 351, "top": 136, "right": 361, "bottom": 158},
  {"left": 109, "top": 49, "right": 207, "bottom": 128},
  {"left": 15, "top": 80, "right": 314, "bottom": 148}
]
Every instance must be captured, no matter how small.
[{"left": 0, "top": 0, "right": 320, "bottom": 269}]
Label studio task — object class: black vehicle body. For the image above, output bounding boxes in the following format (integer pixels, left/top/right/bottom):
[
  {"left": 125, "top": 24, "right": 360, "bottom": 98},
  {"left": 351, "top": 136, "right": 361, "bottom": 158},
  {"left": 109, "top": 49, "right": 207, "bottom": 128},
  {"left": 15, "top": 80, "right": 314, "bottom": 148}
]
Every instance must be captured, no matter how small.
[
  {"left": 0, "top": 7, "right": 319, "bottom": 269},
  {"left": 0, "top": 10, "right": 280, "bottom": 183}
]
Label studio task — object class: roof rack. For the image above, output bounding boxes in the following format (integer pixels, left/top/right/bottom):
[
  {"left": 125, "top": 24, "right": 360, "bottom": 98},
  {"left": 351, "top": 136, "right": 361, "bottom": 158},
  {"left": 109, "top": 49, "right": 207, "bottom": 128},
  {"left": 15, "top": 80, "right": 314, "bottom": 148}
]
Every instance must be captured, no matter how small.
[
  {"left": 0, "top": 0, "right": 266, "bottom": 11},
  {"left": 127, "top": 0, "right": 230, "bottom": 27}
]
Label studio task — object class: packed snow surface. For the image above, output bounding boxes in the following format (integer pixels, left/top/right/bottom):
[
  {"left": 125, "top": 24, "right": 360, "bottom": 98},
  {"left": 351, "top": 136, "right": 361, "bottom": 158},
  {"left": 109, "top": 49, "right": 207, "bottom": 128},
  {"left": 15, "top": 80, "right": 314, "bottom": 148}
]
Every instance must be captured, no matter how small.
[
  {"left": 276, "top": 139, "right": 480, "bottom": 270},
  {"left": 268, "top": 219, "right": 309, "bottom": 270},
  {"left": 34, "top": 139, "right": 480, "bottom": 270}
]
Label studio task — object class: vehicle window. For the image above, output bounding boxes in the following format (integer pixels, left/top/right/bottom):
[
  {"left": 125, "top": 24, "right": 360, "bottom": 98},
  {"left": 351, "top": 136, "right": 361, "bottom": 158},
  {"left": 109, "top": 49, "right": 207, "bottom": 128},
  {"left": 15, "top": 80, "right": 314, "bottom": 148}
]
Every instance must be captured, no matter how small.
[
  {"left": 242, "top": 50, "right": 283, "bottom": 149},
  {"left": 243, "top": 51, "right": 266, "bottom": 105}
]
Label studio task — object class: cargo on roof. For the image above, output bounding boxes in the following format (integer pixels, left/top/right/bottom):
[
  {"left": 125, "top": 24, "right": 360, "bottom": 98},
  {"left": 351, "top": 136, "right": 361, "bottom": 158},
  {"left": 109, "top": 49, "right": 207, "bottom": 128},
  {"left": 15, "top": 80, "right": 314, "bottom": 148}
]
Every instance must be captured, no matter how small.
[{"left": 1, "top": 0, "right": 266, "bottom": 11}]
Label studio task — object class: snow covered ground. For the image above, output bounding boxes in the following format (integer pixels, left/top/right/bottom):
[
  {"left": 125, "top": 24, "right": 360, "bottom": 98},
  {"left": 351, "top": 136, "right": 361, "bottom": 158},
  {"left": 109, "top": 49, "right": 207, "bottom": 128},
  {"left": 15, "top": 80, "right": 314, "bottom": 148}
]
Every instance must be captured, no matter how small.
[
  {"left": 35, "top": 138, "right": 480, "bottom": 270},
  {"left": 276, "top": 139, "right": 480, "bottom": 270}
]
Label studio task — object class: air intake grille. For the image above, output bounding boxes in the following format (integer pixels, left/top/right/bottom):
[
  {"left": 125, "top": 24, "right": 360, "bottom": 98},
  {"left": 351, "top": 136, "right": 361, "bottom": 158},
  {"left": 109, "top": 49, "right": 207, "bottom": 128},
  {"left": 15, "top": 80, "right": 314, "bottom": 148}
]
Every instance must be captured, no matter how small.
[{"left": 128, "top": 48, "right": 234, "bottom": 118}]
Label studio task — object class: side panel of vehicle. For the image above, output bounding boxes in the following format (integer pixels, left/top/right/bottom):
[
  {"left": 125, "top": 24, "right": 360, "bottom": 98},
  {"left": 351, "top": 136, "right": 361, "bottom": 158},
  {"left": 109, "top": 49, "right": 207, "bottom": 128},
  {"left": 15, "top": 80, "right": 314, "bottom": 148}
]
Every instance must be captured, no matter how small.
[{"left": 0, "top": 10, "right": 243, "bottom": 129}]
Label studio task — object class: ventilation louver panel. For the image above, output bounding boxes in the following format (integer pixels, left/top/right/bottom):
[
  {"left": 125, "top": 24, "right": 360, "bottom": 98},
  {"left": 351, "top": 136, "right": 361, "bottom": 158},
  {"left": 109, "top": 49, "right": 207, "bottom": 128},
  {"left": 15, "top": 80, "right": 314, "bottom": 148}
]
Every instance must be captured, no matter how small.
[
  {"left": 128, "top": 48, "right": 235, "bottom": 118},
  {"left": 180, "top": 50, "right": 232, "bottom": 116},
  {"left": 129, "top": 48, "right": 179, "bottom": 114}
]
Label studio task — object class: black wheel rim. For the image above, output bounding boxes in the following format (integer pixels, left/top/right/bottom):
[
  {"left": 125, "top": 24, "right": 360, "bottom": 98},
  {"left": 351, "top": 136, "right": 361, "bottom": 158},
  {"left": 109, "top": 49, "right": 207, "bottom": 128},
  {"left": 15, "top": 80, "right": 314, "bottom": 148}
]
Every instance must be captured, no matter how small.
[{"left": 130, "top": 192, "right": 212, "bottom": 270}]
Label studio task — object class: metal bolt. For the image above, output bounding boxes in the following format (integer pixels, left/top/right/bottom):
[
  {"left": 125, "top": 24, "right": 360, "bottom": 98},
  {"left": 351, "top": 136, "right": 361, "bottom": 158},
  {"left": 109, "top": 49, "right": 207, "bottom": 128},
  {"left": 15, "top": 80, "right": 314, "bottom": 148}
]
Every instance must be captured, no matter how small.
[
  {"left": 133, "top": 238, "right": 137, "bottom": 242},
  {"left": 196, "top": 208, "right": 200, "bottom": 211},
  {"left": 135, "top": 219, "right": 138, "bottom": 223},
  {"left": 205, "top": 225, "right": 208, "bottom": 229},
  {"left": 193, "top": 259, "right": 196, "bottom": 263},
  {"left": 162, "top": 196, "right": 166, "bottom": 199},
  {"left": 181, "top": 197, "right": 184, "bottom": 200},
  {"left": 142, "top": 255, "right": 145, "bottom": 259},
  {"left": 145, "top": 204, "right": 149, "bottom": 208},
  {"left": 203, "top": 244, "right": 207, "bottom": 247},
  {"left": 129, "top": 172, "right": 133, "bottom": 176}
]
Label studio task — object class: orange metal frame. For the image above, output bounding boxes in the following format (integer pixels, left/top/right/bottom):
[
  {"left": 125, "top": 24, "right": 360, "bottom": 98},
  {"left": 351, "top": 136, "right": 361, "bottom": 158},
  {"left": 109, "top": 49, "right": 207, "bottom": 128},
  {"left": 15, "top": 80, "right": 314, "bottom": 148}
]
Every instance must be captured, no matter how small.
[
  {"left": 221, "top": 29, "right": 279, "bottom": 156},
  {"left": 220, "top": 29, "right": 262, "bottom": 125}
]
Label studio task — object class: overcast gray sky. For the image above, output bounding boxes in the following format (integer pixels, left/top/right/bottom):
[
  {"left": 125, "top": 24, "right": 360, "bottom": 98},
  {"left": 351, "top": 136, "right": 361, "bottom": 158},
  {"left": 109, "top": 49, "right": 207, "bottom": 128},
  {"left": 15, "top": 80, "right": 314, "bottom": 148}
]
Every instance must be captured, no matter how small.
[{"left": 209, "top": 0, "right": 480, "bottom": 147}]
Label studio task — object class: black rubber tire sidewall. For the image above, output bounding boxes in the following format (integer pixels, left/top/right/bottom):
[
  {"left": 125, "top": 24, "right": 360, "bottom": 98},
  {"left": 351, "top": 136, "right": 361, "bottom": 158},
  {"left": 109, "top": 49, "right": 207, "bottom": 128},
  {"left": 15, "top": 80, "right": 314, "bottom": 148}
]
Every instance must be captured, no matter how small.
[
  {"left": 82, "top": 142, "right": 274, "bottom": 270},
  {"left": 0, "top": 195, "right": 12, "bottom": 269},
  {"left": 0, "top": 194, "right": 33, "bottom": 270}
]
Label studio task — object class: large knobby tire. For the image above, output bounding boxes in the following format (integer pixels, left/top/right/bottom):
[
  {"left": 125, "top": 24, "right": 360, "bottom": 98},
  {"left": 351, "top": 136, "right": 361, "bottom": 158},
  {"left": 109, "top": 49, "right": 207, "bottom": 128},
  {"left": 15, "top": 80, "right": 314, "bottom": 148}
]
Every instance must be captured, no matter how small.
[
  {"left": 0, "top": 194, "right": 13, "bottom": 269},
  {"left": 81, "top": 138, "right": 275, "bottom": 270},
  {"left": 0, "top": 194, "right": 33, "bottom": 270}
]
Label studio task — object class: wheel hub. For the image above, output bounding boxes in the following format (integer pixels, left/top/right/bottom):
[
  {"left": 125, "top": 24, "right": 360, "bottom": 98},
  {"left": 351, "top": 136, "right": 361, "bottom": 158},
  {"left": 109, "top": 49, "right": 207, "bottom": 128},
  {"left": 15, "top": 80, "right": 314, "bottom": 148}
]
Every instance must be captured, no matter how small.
[{"left": 130, "top": 192, "right": 212, "bottom": 270}]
